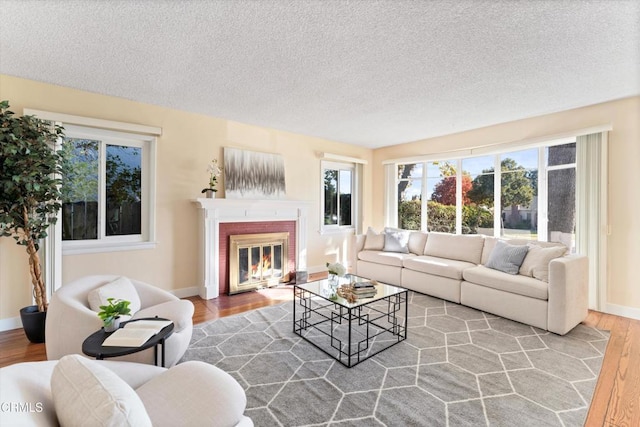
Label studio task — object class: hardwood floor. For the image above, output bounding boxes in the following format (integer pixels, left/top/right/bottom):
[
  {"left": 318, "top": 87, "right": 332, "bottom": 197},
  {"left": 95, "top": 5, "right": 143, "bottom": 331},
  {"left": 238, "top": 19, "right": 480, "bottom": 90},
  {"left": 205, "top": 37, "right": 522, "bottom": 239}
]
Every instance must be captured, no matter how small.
[{"left": 1, "top": 283, "right": 638, "bottom": 427}]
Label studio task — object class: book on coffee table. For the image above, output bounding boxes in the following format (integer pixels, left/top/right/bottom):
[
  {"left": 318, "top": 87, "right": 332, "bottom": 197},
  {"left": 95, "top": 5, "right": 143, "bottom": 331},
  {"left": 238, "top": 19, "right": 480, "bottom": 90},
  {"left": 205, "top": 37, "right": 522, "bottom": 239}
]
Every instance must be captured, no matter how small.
[
  {"left": 102, "top": 319, "right": 173, "bottom": 347},
  {"left": 353, "top": 281, "right": 376, "bottom": 289}
]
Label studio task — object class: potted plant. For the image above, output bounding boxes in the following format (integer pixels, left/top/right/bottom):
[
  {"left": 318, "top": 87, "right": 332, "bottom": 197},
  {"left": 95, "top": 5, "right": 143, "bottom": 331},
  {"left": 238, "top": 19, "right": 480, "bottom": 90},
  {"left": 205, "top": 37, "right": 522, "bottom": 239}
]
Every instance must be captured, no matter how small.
[
  {"left": 0, "top": 100, "right": 65, "bottom": 342},
  {"left": 97, "top": 298, "right": 131, "bottom": 332}
]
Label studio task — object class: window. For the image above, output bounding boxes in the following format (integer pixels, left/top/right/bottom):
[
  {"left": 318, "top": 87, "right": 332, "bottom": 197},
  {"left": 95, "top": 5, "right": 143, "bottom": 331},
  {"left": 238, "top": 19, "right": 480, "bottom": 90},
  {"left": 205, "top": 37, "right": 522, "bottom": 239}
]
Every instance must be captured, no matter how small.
[
  {"left": 322, "top": 161, "right": 356, "bottom": 232},
  {"left": 500, "top": 149, "right": 538, "bottom": 240},
  {"left": 60, "top": 125, "right": 156, "bottom": 253},
  {"left": 394, "top": 141, "right": 576, "bottom": 251},
  {"left": 463, "top": 155, "right": 494, "bottom": 236},
  {"left": 546, "top": 143, "right": 576, "bottom": 250},
  {"left": 427, "top": 160, "right": 457, "bottom": 233},
  {"left": 397, "top": 163, "right": 422, "bottom": 230}
]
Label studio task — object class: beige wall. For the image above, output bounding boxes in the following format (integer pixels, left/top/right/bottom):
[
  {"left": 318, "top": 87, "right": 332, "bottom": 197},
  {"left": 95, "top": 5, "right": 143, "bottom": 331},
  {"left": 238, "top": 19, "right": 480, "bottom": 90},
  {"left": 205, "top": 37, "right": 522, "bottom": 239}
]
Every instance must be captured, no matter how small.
[
  {"left": 373, "top": 96, "right": 640, "bottom": 311},
  {"left": 1, "top": 75, "right": 638, "bottom": 323},
  {"left": 0, "top": 75, "right": 373, "bottom": 321}
]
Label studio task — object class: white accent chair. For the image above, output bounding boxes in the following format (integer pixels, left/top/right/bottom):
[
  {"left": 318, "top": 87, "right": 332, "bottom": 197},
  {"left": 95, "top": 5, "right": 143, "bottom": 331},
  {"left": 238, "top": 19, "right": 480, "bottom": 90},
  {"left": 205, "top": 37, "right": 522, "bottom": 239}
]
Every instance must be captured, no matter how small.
[
  {"left": 0, "top": 358, "right": 253, "bottom": 427},
  {"left": 45, "top": 275, "right": 194, "bottom": 367}
]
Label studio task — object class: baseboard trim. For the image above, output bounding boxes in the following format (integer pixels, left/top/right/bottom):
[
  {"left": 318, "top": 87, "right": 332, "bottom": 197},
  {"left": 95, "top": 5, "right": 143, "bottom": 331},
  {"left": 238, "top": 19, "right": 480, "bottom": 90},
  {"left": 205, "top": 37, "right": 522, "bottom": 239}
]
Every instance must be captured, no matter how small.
[
  {"left": 0, "top": 316, "right": 23, "bottom": 333},
  {"left": 172, "top": 286, "right": 200, "bottom": 299},
  {"left": 606, "top": 302, "right": 640, "bottom": 321}
]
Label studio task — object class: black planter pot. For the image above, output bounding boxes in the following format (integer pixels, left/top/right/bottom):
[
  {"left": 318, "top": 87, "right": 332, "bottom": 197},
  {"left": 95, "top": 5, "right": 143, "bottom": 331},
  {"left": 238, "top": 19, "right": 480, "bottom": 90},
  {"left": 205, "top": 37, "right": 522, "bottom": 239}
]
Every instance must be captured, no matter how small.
[{"left": 19, "top": 305, "right": 47, "bottom": 343}]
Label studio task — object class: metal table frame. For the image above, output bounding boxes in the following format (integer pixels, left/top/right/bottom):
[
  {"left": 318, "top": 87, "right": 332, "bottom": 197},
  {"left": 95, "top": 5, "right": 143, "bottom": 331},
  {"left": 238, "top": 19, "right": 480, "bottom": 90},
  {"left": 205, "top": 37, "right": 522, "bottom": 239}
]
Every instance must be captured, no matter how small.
[{"left": 293, "top": 282, "right": 407, "bottom": 368}]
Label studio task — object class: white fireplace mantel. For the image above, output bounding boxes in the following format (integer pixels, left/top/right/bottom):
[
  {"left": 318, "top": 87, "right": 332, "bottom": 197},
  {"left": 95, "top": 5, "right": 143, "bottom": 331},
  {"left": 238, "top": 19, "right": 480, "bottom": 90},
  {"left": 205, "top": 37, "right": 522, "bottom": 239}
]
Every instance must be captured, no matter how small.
[{"left": 192, "top": 198, "right": 311, "bottom": 299}]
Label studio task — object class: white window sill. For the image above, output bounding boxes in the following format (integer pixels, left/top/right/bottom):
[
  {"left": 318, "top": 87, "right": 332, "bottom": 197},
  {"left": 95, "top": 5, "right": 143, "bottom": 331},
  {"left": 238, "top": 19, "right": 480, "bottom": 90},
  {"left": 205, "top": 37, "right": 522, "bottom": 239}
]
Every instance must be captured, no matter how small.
[{"left": 62, "top": 241, "right": 157, "bottom": 255}]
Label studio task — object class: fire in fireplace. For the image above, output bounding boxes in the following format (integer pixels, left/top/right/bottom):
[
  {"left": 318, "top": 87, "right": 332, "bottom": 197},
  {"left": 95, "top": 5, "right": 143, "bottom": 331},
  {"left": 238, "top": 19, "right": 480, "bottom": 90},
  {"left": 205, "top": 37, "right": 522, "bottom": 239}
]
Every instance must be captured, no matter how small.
[{"left": 229, "top": 232, "right": 290, "bottom": 294}]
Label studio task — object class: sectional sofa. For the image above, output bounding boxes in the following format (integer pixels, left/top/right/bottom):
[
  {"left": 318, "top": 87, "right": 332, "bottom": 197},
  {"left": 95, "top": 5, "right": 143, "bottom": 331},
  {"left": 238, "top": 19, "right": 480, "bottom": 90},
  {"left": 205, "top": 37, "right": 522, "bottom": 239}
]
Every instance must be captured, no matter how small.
[{"left": 349, "top": 229, "right": 589, "bottom": 335}]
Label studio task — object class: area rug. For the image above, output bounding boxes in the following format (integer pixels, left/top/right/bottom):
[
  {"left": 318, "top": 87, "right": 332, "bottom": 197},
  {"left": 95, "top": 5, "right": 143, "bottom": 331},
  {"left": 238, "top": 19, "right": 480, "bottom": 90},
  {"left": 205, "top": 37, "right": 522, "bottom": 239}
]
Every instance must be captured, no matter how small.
[{"left": 181, "top": 292, "right": 610, "bottom": 427}]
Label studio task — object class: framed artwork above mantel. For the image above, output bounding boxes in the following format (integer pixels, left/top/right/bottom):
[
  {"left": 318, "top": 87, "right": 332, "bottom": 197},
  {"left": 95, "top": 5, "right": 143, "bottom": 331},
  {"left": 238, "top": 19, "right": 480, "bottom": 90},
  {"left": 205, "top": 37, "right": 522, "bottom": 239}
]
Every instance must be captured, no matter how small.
[{"left": 224, "top": 147, "right": 286, "bottom": 199}]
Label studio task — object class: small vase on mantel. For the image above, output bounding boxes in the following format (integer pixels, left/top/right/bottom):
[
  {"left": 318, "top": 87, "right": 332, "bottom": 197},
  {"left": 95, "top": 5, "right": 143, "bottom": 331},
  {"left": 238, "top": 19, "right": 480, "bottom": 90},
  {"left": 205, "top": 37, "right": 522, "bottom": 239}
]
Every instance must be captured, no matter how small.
[{"left": 202, "top": 188, "right": 217, "bottom": 199}]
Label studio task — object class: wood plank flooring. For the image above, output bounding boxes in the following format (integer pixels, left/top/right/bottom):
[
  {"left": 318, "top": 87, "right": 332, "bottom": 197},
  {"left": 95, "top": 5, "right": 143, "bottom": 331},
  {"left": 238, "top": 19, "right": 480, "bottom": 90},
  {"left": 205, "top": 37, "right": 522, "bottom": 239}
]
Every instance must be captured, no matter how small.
[{"left": 1, "top": 282, "right": 638, "bottom": 427}]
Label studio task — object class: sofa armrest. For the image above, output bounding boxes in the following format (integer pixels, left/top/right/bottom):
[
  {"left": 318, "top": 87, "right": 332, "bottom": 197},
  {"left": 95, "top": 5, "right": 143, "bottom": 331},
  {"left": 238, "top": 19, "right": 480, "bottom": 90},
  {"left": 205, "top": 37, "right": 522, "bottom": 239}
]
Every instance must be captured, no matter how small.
[
  {"left": 349, "top": 234, "right": 366, "bottom": 275},
  {"left": 547, "top": 255, "right": 589, "bottom": 335},
  {"left": 135, "top": 361, "right": 248, "bottom": 427}
]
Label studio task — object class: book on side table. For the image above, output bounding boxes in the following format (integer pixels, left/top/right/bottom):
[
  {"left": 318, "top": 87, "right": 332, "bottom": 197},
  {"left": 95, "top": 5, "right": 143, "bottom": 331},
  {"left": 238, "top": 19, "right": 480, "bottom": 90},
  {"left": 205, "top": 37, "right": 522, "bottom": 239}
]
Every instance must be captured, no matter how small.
[{"left": 103, "top": 319, "right": 173, "bottom": 347}]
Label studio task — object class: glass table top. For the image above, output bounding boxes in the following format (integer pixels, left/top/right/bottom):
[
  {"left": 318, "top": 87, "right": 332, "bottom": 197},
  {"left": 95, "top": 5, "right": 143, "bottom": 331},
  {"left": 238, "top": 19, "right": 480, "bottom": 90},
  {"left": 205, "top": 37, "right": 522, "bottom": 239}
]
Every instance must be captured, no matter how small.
[{"left": 295, "top": 274, "right": 407, "bottom": 308}]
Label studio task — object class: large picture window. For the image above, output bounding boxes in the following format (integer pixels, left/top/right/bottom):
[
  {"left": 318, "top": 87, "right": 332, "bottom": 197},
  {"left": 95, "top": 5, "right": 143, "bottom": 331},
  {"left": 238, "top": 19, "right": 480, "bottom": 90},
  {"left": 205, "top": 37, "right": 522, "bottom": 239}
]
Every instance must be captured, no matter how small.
[
  {"left": 60, "top": 125, "right": 154, "bottom": 253},
  {"left": 395, "top": 142, "right": 576, "bottom": 251}
]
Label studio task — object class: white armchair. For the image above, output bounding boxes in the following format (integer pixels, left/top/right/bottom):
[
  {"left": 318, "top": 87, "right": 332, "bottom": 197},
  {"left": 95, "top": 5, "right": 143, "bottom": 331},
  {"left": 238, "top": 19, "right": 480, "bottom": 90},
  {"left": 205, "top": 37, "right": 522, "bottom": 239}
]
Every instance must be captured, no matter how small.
[{"left": 45, "top": 275, "right": 194, "bottom": 367}]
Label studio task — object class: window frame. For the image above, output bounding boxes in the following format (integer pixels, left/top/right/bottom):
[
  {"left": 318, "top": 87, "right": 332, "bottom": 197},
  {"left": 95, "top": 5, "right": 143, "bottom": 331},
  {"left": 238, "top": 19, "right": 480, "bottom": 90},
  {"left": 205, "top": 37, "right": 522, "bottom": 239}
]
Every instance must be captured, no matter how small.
[
  {"left": 393, "top": 139, "right": 577, "bottom": 245},
  {"left": 60, "top": 125, "right": 156, "bottom": 254},
  {"left": 321, "top": 160, "right": 358, "bottom": 234}
]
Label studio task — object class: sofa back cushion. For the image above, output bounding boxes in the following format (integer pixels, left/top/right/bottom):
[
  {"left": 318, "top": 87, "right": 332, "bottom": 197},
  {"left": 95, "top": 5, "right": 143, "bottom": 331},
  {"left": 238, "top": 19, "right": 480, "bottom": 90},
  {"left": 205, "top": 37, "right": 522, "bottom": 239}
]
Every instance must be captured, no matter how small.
[
  {"left": 363, "top": 227, "right": 385, "bottom": 251},
  {"left": 364, "top": 228, "right": 427, "bottom": 255},
  {"left": 407, "top": 231, "right": 428, "bottom": 255},
  {"left": 424, "top": 233, "right": 485, "bottom": 264},
  {"left": 482, "top": 238, "right": 567, "bottom": 265},
  {"left": 519, "top": 243, "right": 568, "bottom": 282}
]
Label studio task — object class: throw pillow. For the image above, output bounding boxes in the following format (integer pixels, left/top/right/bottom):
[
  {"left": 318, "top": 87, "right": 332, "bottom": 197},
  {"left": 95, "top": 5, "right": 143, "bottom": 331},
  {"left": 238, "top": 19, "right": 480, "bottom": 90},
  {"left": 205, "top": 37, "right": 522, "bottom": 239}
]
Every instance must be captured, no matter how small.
[
  {"left": 519, "top": 243, "right": 567, "bottom": 282},
  {"left": 88, "top": 276, "right": 141, "bottom": 316},
  {"left": 51, "top": 354, "right": 152, "bottom": 427},
  {"left": 485, "top": 240, "right": 529, "bottom": 275},
  {"left": 383, "top": 227, "right": 410, "bottom": 253},
  {"left": 363, "top": 227, "right": 385, "bottom": 251}
]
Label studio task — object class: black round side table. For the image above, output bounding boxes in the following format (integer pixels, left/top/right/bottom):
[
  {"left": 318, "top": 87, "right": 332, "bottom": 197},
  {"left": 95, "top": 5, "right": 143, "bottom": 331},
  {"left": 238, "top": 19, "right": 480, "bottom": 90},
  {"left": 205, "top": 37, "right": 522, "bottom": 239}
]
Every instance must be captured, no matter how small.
[{"left": 82, "top": 317, "right": 174, "bottom": 367}]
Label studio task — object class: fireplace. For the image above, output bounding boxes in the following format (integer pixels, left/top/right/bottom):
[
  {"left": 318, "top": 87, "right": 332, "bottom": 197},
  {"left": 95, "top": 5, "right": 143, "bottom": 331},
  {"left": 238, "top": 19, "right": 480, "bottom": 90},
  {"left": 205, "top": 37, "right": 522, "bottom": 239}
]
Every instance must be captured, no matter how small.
[
  {"left": 229, "top": 232, "right": 290, "bottom": 294},
  {"left": 193, "top": 198, "right": 311, "bottom": 299}
]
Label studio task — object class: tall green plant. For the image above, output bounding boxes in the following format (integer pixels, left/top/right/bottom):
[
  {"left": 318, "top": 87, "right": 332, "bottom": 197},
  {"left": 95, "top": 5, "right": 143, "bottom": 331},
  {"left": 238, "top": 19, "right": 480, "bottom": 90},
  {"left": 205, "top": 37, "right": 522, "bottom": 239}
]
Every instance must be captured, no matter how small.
[{"left": 0, "top": 101, "right": 65, "bottom": 312}]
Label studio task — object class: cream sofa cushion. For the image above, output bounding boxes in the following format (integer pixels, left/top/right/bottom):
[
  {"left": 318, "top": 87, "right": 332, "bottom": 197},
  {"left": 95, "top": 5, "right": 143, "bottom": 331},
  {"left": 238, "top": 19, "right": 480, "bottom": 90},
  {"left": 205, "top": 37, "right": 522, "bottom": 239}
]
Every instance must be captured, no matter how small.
[
  {"left": 463, "top": 265, "right": 548, "bottom": 300},
  {"left": 363, "top": 227, "right": 385, "bottom": 250},
  {"left": 358, "top": 250, "right": 415, "bottom": 267},
  {"left": 407, "top": 231, "right": 428, "bottom": 255},
  {"left": 403, "top": 256, "right": 476, "bottom": 280},
  {"left": 51, "top": 355, "right": 152, "bottom": 427},
  {"left": 519, "top": 244, "right": 567, "bottom": 282},
  {"left": 87, "top": 276, "right": 141, "bottom": 315},
  {"left": 424, "top": 232, "right": 485, "bottom": 264},
  {"left": 482, "top": 238, "right": 566, "bottom": 265}
]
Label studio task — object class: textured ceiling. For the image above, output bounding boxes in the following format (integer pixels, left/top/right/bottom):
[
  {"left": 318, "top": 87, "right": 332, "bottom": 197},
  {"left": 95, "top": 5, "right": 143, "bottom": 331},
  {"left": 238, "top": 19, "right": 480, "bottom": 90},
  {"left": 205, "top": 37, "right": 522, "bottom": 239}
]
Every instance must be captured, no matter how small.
[{"left": 1, "top": 0, "right": 638, "bottom": 148}]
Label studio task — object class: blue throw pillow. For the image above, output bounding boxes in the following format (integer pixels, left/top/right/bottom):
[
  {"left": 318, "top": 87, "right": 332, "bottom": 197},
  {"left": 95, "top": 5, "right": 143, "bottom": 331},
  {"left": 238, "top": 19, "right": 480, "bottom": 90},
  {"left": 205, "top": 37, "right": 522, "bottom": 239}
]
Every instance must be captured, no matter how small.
[{"left": 485, "top": 240, "right": 529, "bottom": 275}]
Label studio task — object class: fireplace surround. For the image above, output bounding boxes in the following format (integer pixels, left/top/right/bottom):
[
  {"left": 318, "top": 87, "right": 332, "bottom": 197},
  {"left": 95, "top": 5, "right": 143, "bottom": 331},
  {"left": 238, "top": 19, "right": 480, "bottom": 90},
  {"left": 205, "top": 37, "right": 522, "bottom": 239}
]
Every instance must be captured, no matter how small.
[{"left": 193, "top": 198, "right": 311, "bottom": 298}]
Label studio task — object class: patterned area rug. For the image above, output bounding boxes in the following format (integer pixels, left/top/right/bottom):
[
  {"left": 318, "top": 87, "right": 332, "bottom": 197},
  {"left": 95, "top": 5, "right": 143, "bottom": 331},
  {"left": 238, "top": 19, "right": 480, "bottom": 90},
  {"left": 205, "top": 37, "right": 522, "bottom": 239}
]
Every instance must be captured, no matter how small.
[{"left": 181, "top": 292, "right": 609, "bottom": 426}]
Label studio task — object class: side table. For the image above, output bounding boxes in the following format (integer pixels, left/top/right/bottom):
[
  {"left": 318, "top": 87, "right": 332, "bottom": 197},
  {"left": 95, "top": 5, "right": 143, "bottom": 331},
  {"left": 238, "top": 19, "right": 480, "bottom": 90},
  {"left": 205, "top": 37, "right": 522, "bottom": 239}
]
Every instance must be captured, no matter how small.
[{"left": 82, "top": 317, "right": 174, "bottom": 367}]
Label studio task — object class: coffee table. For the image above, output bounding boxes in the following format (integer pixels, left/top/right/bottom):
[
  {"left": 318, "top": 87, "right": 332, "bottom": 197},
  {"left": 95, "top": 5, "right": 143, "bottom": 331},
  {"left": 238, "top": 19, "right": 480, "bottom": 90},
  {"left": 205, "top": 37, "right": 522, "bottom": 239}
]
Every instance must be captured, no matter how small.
[
  {"left": 82, "top": 317, "right": 174, "bottom": 367},
  {"left": 293, "top": 275, "right": 408, "bottom": 367}
]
